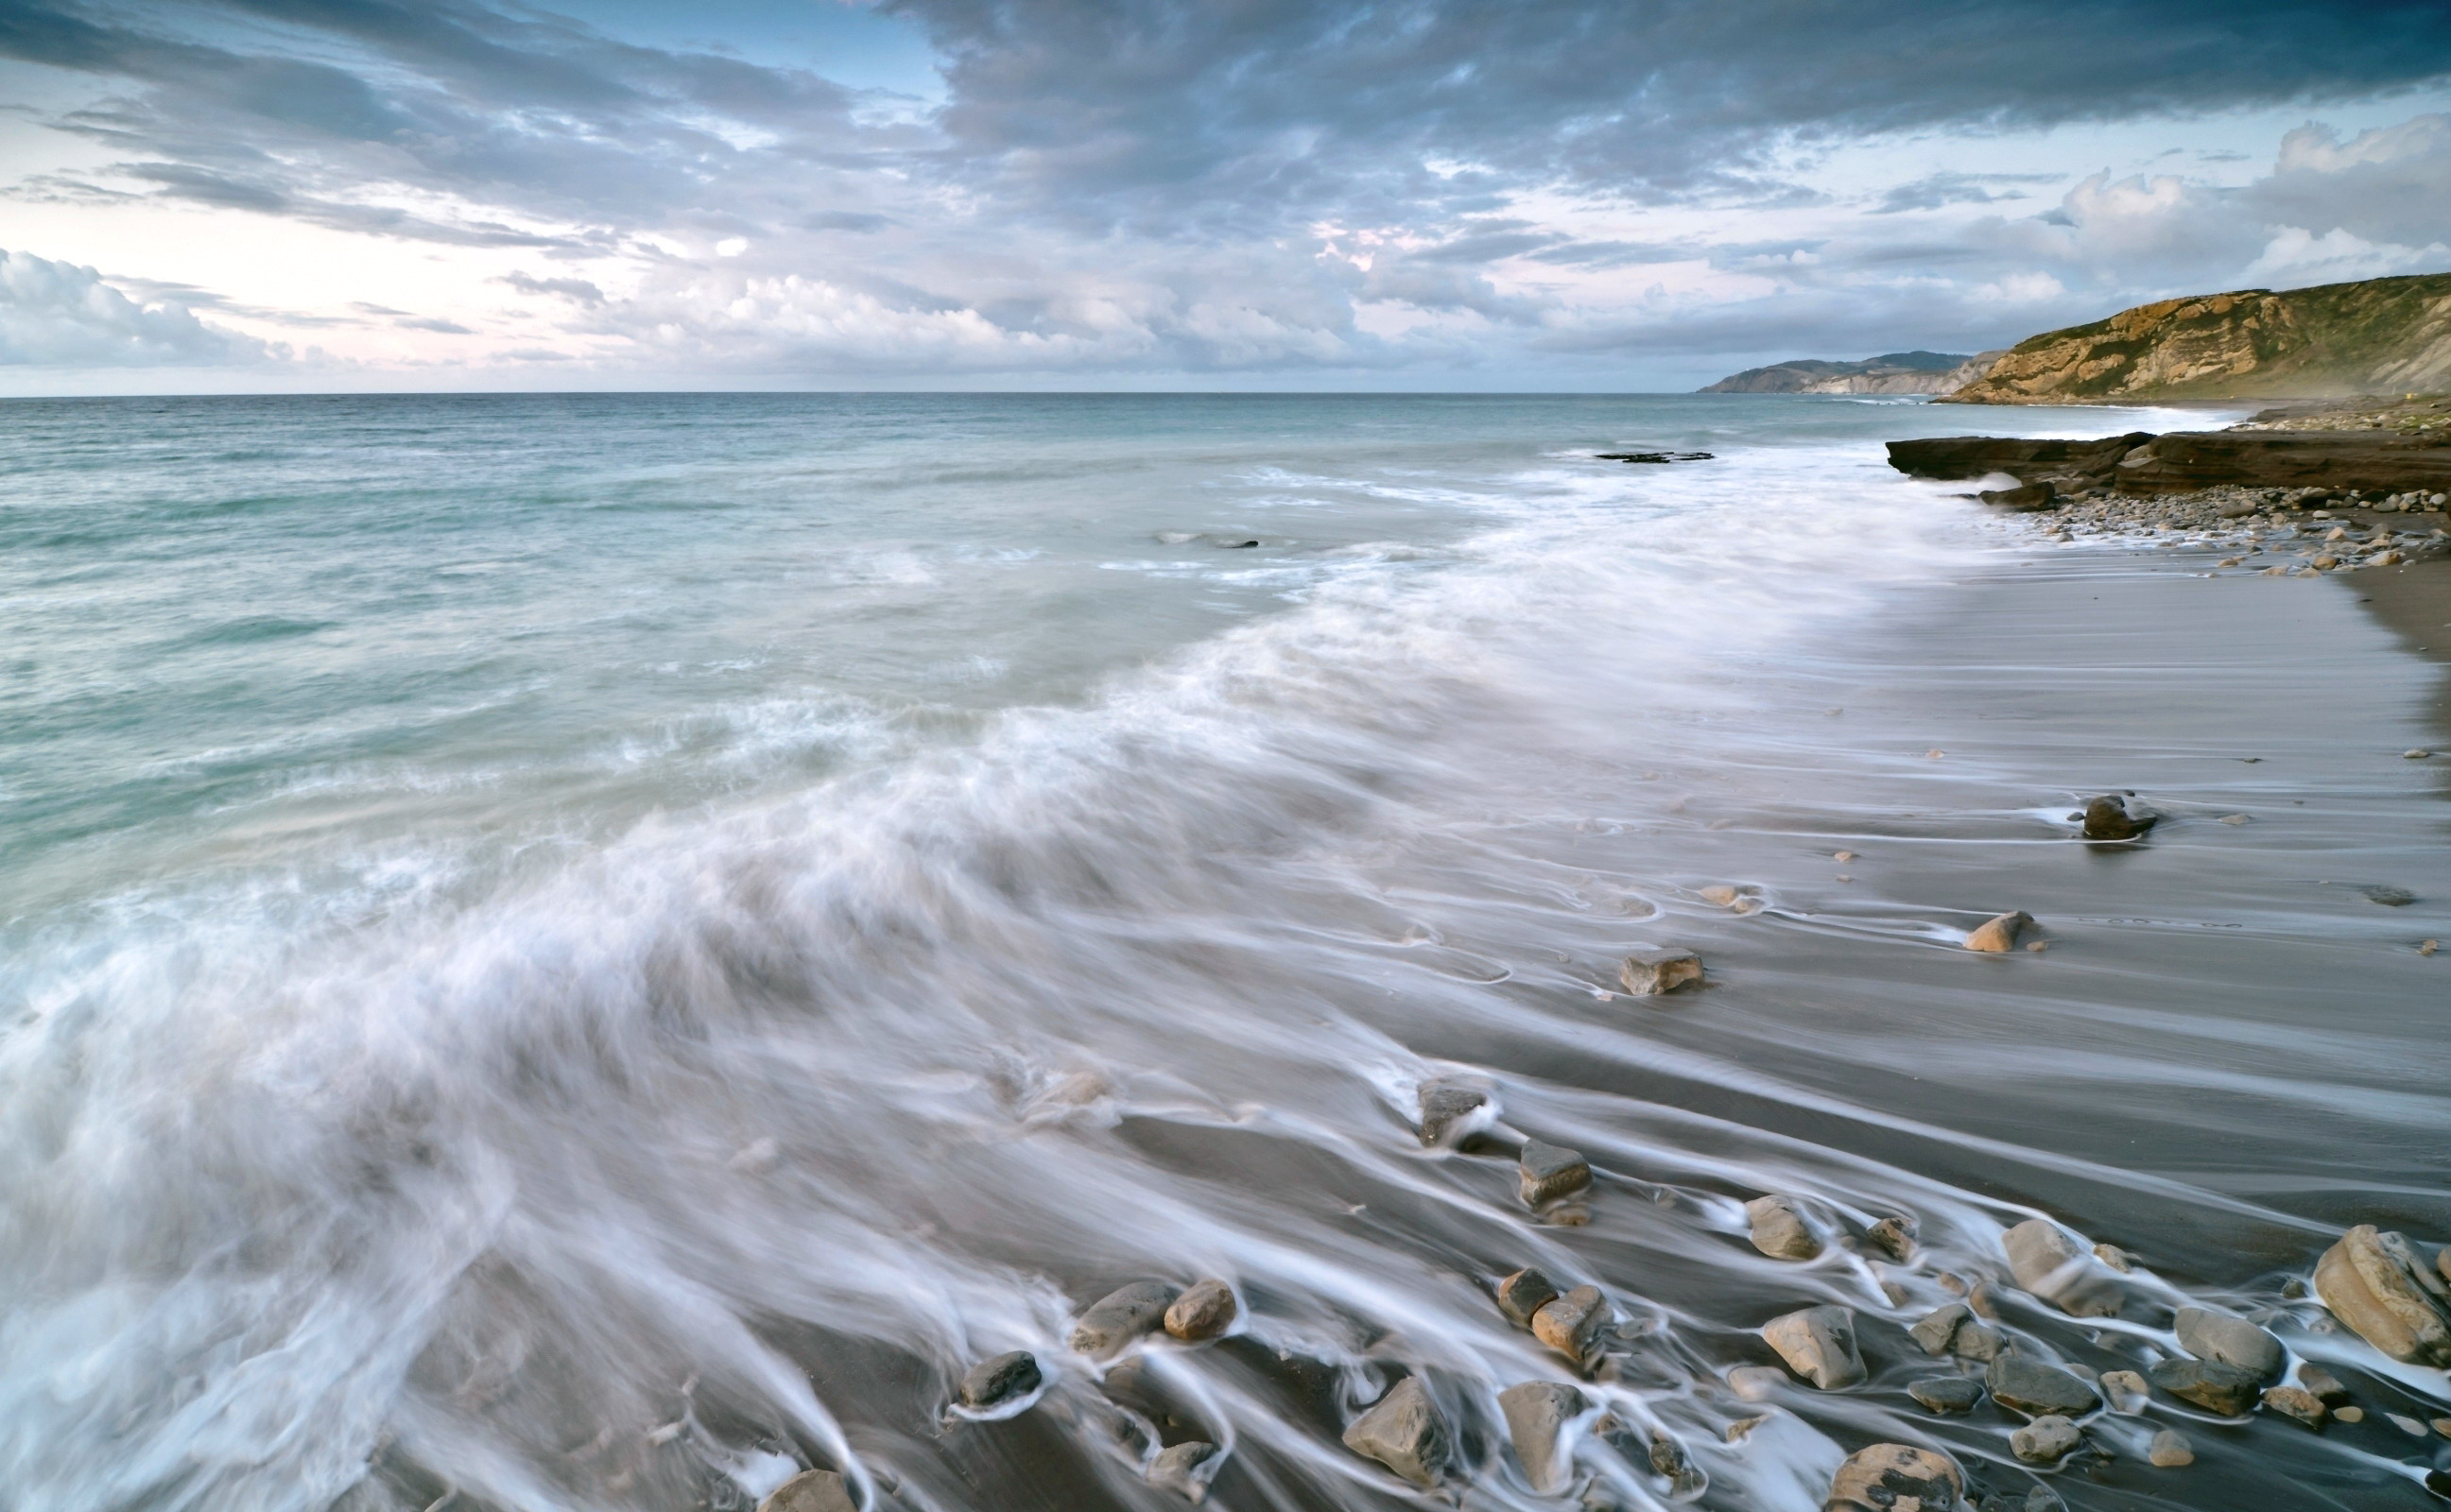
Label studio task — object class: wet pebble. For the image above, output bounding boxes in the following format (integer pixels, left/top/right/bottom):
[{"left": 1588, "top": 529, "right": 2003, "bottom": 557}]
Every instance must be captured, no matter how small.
[
  {"left": 1071, "top": 1282, "right": 1180, "bottom": 1358},
  {"left": 1148, "top": 1441, "right": 1217, "bottom": 1503},
  {"left": 2003, "top": 1217, "right": 2121, "bottom": 1316},
  {"left": 1493, "top": 1265, "right": 1561, "bottom": 1327},
  {"left": 1341, "top": 1376, "right": 1449, "bottom": 1486},
  {"left": 1415, "top": 1080, "right": 1490, "bottom": 1147},
  {"left": 1909, "top": 1376, "right": 1983, "bottom": 1413},
  {"left": 1866, "top": 1214, "right": 1917, "bottom": 1261},
  {"left": 2011, "top": 1414, "right": 2080, "bottom": 1465},
  {"left": 758, "top": 1469, "right": 855, "bottom": 1512},
  {"left": 2262, "top": 1384, "right": 2327, "bottom": 1427},
  {"left": 1518, "top": 1140, "right": 1592, "bottom": 1206},
  {"left": 1762, "top": 1303, "right": 1865, "bottom": 1389},
  {"left": 1532, "top": 1285, "right": 1610, "bottom": 1361},
  {"left": 1497, "top": 1381, "right": 1585, "bottom": 1493},
  {"left": 1987, "top": 1355, "right": 2102, "bottom": 1417},
  {"left": 1725, "top": 1365, "right": 1785, "bottom": 1401},
  {"left": 2149, "top": 1357, "right": 2263, "bottom": 1416},
  {"left": 1618, "top": 946, "right": 1703, "bottom": 995},
  {"left": 1825, "top": 1444, "right": 1962, "bottom": 1512},
  {"left": 2099, "top": 1368, "right": 2149, "bottom": 1413},
  {"left": 2174, "top": 1306, "right": 2283, "bottom": 1379},
  {"left": 2296, "top": 1363, "right": 2351, "bottom": 1405},
  {"left": 2149, "top": 1428, "right": 2195, "bottom": 1467},
  {"left": 2313, "top": 1225, "right": 2451, "bottom": 1365},
  {"left": 1164, "top": 1280, "right": 1237, "bottom": 1341},
  {"left": 1964, "top": 910, "right": 2033, "bottom": 953},
  {"left": 958, "top": 1350, "right": 1043, "bottom": 1411},
  {"left": 1744, "top": 1194, "right": 1823, "bottom": 1260}
]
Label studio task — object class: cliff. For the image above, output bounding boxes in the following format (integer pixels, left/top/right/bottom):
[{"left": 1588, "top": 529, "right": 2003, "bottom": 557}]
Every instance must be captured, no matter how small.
[
  {"left": 1940, "top": 272, "right": 2451, "bottom": 405},
  {"left": 1700, "top": 350, "right": 2002, "bottom": 395}
]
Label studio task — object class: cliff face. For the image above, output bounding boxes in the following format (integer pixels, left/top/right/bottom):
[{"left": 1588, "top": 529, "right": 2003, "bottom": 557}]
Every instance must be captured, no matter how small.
[
  {"left": 1940, "top": 272, "right": 2451, "bottom": 404},
  {"left": 1701, "top": 350, "right": 2000, "bottom": 395}
]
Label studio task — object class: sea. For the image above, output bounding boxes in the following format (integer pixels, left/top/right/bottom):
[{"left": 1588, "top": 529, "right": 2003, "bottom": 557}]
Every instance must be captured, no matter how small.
[{"left": 2, "top": 393, "right": 2445, "bottom": 1512}]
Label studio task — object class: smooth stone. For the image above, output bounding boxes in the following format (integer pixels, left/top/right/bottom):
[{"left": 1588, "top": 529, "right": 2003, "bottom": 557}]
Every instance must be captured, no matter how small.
[
  {"left": 2092, "top": 1242, "right": 2138, "bottom": 1273},
  {"left": 2148, "top": 1428, "right": 2195, "bottom": 1466},
  {"left": 758, "top": 1469, "right": 855, "bottom": 1512},
  {"left": 2003, "top": 1217, "right": 2122, "bottom": 1317},
  {"left": 1986, "top": 1355, "right": 2102, "bottom": 1417},
  {"left": 1955, "top": 1320, "right": 2003, "bottom": 1362},
  {"left": 1497, "top": 1380, "right": 1586, "bottom": 1493},
  {"left": 1762, "top": 1304, "right": 1865, "bottom": 1389},
  {"left": 1532, "top": 1285, "right": 1609, "bottom": 1359},
  {"left": 2099, "top": 1368, "right": 2149, "bottom": 1413},
  {"left": 2313, "top": 1225, "right": 2451, "bottom": 1366},
  {"left": 1415, "top": 1080, "right": 1490, "bottom": 1146},
  {"left": 1699, "top": 884, "right": 1741, "bottom": 906},
  {"left": 1341, "top": 1376, "right": 1449, "bottom": 1486},
  {"left": 1745, "top": 1194, "right": 1824, "bottom": 1260},
  {"left": 1148, "top": 1441, "right": 1217, "bottom": 1503},
  {"left": 1619, "top": 946, "right": 1703, "bottom": 995},
  {"left": 1909, "top": 1376, "right": 1984, "bottom": 1413},
  {"left": 2296, "top": 1363, "right": 2351, "bottom": 1405},
  {"left": 2390, "top": 1412, "right": 2429, "bottom": 1435},
  {"left": 1164, "top": 1280, "right": 1237, "bottom": 1341},
  {"left": 2149, "top": 1357, "right": 2262, "bottom": 1416},
  {"left": 2080, "top": 795, "right": 2154, "bottom": 840},
  {"left": 2174, "top": 1306, "right": 2283, "bottom": 1379},
  {"left": 1518, "top": 1140, "right": 1592, "bottom": 1205},
  {"left": 1071, "top": 1281, "right": 1181, "bottom": 1358},
  {"left": 1647, "top": 1430, "right": 1702, "bottom": 1496},
  {"left": 1824, "top": 1444, "right": 1964, "bottom": 1512},
  {"left": 2334, "top": 1404, "right": 2365, "bottom": 1423},
  {"left": 2263, "top": 1384, "right": 2327, "bottom": 1427},
  {"left": 2011, "top": 1415, "right": 2080, "bottom": 1465},
  {"left": 1493, "top": 1265, "right": 1561, "bottom": 1327},
  {"left": 1866, "top": 1214, "right": 1917, "bottom": 1262},
  {"left": 1725, "top": 1365, "right": 1785, "bottom": 1401},
  {"left": 1911, "top": 1301, "right": 1973, "bottom": 1355},
  {"left": 958, "top": 1349, "right": 1043, "bottom": 1411},
  {"left": 1964, "top": 910, "right": 2031, "bottom": 953}
]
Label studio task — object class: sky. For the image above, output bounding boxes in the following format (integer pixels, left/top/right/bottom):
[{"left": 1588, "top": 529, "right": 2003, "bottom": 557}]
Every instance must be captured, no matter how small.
[{"left": 2, "top": 0, "right": 2450, "bottom": 393}]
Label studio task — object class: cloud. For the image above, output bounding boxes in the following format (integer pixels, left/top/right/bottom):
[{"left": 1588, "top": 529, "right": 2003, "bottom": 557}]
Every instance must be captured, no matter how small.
[{"left": 0, "top": 247, "right": 277, "bottom": 365}]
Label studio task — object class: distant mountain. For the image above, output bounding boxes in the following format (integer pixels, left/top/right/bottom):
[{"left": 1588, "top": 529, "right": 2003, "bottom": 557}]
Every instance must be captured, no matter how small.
[
  {"left": 1940, "top": 272, "right": 2451, "bottom": 404},
  {"left": 1699, "top": 350, "right": 2001, "bottom": 395}
]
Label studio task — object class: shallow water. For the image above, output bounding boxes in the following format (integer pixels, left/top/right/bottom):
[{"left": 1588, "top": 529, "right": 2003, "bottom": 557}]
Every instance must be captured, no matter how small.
[{"left": 1, "top": 393, "right": 2445, "bottom": 1512}]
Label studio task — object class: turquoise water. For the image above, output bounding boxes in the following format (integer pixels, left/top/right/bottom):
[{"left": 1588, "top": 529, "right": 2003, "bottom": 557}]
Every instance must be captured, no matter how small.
[{"left": 5, "top": 393, "right": 2446, "bottom": 1512}]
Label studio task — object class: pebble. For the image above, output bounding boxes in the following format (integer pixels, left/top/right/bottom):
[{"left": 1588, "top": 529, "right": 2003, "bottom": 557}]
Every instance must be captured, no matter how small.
[
  {"left": 2011, "top": 1414, "right": 2080, "bottom": 1465},
  {"left": 1825, "top": 1444, "right": 1963, "bottom": 1512},
  {"left": 2313, "top": 1225, "right": 2451, "bottom": 1366},
  {"left": 2410, "top": 749, "right": 2437, "bottom": 759},
  {"left": 2296, "top": 1363, "right": 2351, "bottom": 1405},
  {"left": 1518, "top": 1140, "right": 1592, "bottom": 1206},
  {"left": 1726, "top": 1365, "right": 1786, "bottom": 1401},
  {"left": 1762, "top": 1304, "right": 1866, "bottom": 1389},
  {"left": 2149, "top": 1357, "right": 2262, "bottom": 1416},
  {"left": 2093, "top": 1242, "right": 2137, "bottom": 1272},
  {"left": 1699, "top": 884, "right": 1741, "bottom": 906},
  {"left": 2080, "top": 794, "right": 2154, "bottom": 840},
  {"left": 1618, "top": 947, "right": 1703, "bottom": 995},
  {"left": 1148, "top": 1442, "right": 1218, "bottom": 1503},
  {"left": 1911, "top": 1303, "right": 1974, "bottom": 1356},
  {"left": 958, "top": 1350, "right": 1043, "bottom": 1411},
  {"left": 1532, "top": 1285, "right": 1611, "bottom": 1360},
  {"left": 2334, "top": 1404, "right": 2365, "bottom": 1423},
  {"left": 2389, "top": 1412, "right": 2428, "bottom": 1435},
  {"left": 758, "top": 1469, "right": 855, "bottom": 1512},
  {"left": 1987, "top": 1355, "right": 2102, "bottom": 1417},
  {"left": 2148, "top": 1429, "right": 2195, "bottom": 1467},
  {"left": 1965, "top": 910, "right": 2033, "bottom": 953},
  {"left": 1072, "top": 1282, "right": 1180, "bottom": 1358},
  {"left": 1908, "top": 1376, "right": 1983, "bottom": 1413},
  {"left": 2424, "top": 939, "right": 2440, "bottom": 955},
  {"left": 1341, "top": 1376, "right": 1450, "bottom": 1486},
  {"left": 2099, "top": 1368, "right": 2149, "bottom": 1413},
  {"left": 2174, "top": 1305, "right": 2283, "bottom": 1379},
  {"left": 2433, "top": 1417, "right": 2451, "bottom": 1437},
  {"left": 1493, "top": 1265, "right": 1562, "bottom": 1327},
  {"left": 1496, "top": 1381, "right": 1585, "bottom": 1493},
  {"left": 2003, "top": 1217, "right": 2121, "bottom": 1316},
  {"left": 1164, "top": 1280, "right": 1238, "bottom": 1341},
  {"left": 1415, "top": 1080, "right": 1490, "bottom": 1147},
  {"left": 1866, "top": 1214, "right": 1917, "bottom": 1261},
  {"left": 2364, "top": 885, "right": 2417, "bottom": 906},
  {"left": 2262, "top": 1384, "right": 2327, "bottom": 1427},
  {"left": 1744, "top": 1194, "right": 1824, "bottom": 1260},
  {"left": 1835, "top": 850, "right": 1857, "bottom": 862}
]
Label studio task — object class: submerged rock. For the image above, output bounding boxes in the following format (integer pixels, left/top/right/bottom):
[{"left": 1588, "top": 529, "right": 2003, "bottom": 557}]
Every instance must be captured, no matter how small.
[
  {"left": 1165, "top": 1280, "right": 1238, "bottom": 1341},
  {"left": 1762, "top": 1304, "right": 1865, "bottom": 1389},
  {"left": 958, "top": 1350, "right": 1043, "bottom": 1411},
  {"left": 1909, "top": 1376, "right": 1984, "bottom": 1413},
  {"left": 1825, "top": 1444, "right": 1965, "bottom": 1512},
  {"left": 1965, "top": 910, "right": 2033, "bottom": 953},
  {"left": 2174, "top": 1306, "right": 2282, "bottom": 1379},
  {"left": 2313, "top": 1225, "right": 2451, "bottom": 1366},
  {"left": 2148, "top": 1429, "right": 2195, "bottom": 1467},
  {"left": 2296, "top": 1363, "right": 2352, "bottom": 1405},
  {"left": 1619, "top": 947, "right": 1704, "bottom": 995},
  {"left": 2080, "top": 795, "right": 2156, "bottom": 841},
  {"left": 2149, "top": 1357, "right": 2262, "bottom": 1416},
  {"left": 1148, "top": 1441, "right": 1218, "bottom": 1503},
  {"left": 2003, "top": 1218, "right": 2122, "bottom": 1316},
  {"left": 1987, "top": 1355, "right": 2101, "bottom": 1418},
  {"left": 1518, "top": 1140, "right": 1593, "bottom": 1206},
  {"left": 1726, "top": 1365, "right": 1786, "bottom": 1400},
  {"left": 1072, "top": 1282, "right": 1181, "bottom": 1358},
  {"left": 2011, "top": 1415, "right": 2080, "bottom": 1465},
  {"left": 1497, "top": 1381, "right": 1586, "bottom": 1493},
  {"left": 1416, "top": 1079, "right": 1491, "bottom": 1146},
  {"left": 1342, "top": 1376, "right": 1449, "bottom": 1486},
  {"left": 759, "top": 1469, "right": 855, "bottom": 1512},
  {"left": 1494, "top": 1265, "right": 1562, "bottom": 1327},
  {"left": 1533, "top": 1285, "right": 1610, "bottom": 1360},
  {"left": 1745, "top": 1194, "right": 1824, "bottom": 1260},
  {"left": 2263, "top": 1384, "right": 2328, "bottom": 1428}
]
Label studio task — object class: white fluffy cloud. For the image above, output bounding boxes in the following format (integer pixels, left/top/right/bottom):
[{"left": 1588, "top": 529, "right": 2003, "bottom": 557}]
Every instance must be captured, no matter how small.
[{"left": 0, "top": 248, "right": 276, "bottom": 367}]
